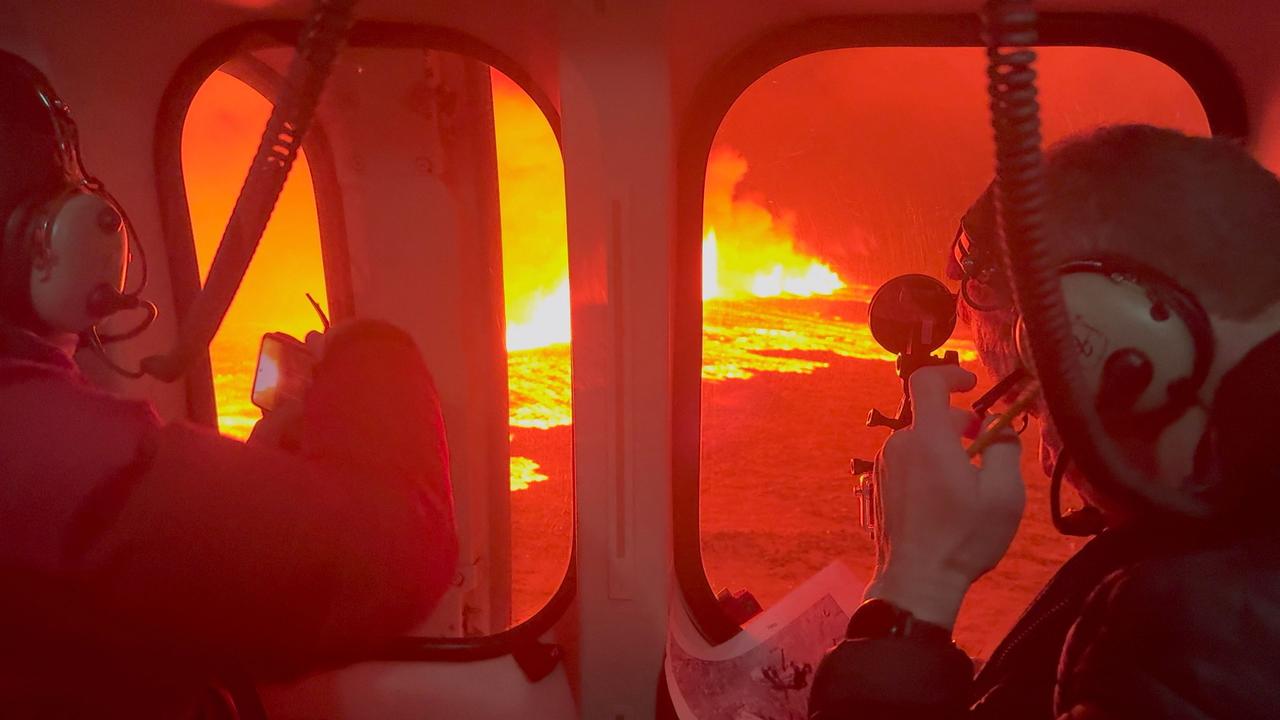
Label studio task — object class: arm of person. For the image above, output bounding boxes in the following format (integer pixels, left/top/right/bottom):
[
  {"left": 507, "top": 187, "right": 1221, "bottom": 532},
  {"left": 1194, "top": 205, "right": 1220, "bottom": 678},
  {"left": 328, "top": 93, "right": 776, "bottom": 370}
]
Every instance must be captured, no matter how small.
[
  {"left": 808, "top": 365, "right": 1024, "bottom": 720},
  {"left": 809, "top": 632, "right": 974, "bottom": 720},
  {"left": 1, "top": 321, "right": 457, "bottom": 677}
]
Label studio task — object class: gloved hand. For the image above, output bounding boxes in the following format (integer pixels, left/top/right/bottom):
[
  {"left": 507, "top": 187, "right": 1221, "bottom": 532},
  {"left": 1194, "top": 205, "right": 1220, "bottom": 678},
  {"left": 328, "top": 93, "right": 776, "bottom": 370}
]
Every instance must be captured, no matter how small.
[{"left": 863, "top": 364, "right": 1025, "bottom": 629}]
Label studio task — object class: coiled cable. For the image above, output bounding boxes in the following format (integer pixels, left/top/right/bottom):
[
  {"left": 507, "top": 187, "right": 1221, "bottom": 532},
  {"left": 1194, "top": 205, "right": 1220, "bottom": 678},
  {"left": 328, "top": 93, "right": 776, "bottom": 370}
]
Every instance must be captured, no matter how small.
[{"left": 981, "top": 0, "right": 1208, "bottom": 521}]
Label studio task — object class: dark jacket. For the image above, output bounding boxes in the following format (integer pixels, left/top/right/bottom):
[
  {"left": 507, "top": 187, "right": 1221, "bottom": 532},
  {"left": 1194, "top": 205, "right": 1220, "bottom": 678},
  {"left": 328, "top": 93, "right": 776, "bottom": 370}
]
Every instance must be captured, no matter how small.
[
  {"left": 0, "top": 322, "right": 458, "bottom": 717},
  {"left": 808, "top": 527, "right": 1280, "bottom": 719},
  {"left": 810, "top": 331, "right": 1280, "bottom": 720}
]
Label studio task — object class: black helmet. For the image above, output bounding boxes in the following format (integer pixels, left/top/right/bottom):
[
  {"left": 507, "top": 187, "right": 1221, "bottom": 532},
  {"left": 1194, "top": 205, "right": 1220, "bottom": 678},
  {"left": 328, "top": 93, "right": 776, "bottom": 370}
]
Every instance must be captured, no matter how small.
[
  {"left": 0, "top": 51, "right": 64, "bottom": 213},
  {"left": 0, "top": 51, "right": 70, "bottom": 326}
]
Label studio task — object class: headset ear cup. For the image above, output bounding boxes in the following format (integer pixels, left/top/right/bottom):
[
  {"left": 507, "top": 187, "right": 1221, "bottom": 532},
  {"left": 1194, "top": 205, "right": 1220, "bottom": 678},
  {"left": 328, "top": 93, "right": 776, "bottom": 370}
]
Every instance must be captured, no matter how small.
[
  {"left": 1023, "top": 268, "right": 1209, "bottom": 419},
  {"left": 1145, "top": 274, "right": 1215, "bottom": 401},
  {"left": 28, "top": 190, "right": 131, "bottom": 334},
  {"left": 1, "top": 62, "right": 140, "bottom": 338}
]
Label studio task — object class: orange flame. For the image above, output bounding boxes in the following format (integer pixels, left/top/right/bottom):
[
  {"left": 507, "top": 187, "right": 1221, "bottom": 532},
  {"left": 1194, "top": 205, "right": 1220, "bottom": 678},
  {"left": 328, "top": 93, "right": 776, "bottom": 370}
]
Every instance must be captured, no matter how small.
[
  {"left": 491, "top": 70, "right": 571, "bottom": 352},
  {"left": 702, "top": 147, "right": 845, "bottom": 301},
  {"left": 188, "top": 67, "right": 875, "bottom": 482},
  {"left": 502, "top": 143, "right": 850, "bottom": 349},
  {"left": 505, "top": 278, "right": 570, "bottom": 351}
]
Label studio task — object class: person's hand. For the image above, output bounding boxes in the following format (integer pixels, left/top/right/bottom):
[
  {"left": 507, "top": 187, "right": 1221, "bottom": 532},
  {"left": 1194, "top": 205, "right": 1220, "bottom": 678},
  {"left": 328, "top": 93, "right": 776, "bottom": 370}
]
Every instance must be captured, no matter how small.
[
  {"left": 863, "top": 364, "right": 1025, "bottom": 629},
  {"left": 303, "top": 329, "right": 326, "bottom": 357},
  {"left": 248, "top": 397, "right": 304, "bottom": 452},
  {"left": 246, "top": 329, "right": 327, "bottom": 452}
]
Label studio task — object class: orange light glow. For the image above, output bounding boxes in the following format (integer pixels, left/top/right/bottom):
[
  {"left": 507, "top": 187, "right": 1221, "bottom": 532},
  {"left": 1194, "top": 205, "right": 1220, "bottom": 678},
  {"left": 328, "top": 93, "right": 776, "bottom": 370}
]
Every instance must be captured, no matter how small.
[
  {"left": 697, "top": 146, "right": 968, "bottom": 382},
  {"left": 702, "top": 147, "right": 845, "bottom": 301},
  {"left": 505, "top": 278, "right": 570, "bottom": 352},
  {"left": 490, "top": 71, "right": 572, "bottom": 414},
  {"left": 186, "top": 62, "right": 962, "bottom": 486},
  {"left": 491, "top": 69, "right": 573, "bottom": 500},
  {"left": 491, "top": 70, "right": 571, "bottom": 352},
  {"left": 510, "top": 456, "right": 550, "bottom": 491},
  {"left": 184, "top": 71, "right": 328, "bottom": 440},
  {"left": 499, "top": 141, "right": 855, "bottom": 354},
  {"left": 188, "top": 66, "right": 577, "bottom": 493}
]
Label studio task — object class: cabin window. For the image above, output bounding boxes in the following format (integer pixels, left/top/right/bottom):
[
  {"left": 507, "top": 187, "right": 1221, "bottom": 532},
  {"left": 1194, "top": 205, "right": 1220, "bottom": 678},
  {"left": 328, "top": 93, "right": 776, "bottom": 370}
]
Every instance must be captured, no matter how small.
[
  {"left": 182, "top": 49, "right": 571, "bottom": 636},
  {"left": 490, "top": 67, "right": 573, "bottom": 629},
  {"left": 184, "top": 71, "right": 328, "bottom": 440},
  {"left": 695, "top": 46, "right": 1209, "bottom": 657}
]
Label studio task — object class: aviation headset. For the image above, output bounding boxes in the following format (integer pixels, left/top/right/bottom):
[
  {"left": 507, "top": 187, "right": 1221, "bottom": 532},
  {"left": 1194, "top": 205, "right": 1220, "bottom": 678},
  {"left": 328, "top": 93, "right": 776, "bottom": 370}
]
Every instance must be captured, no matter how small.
[
  {"left": 950, "top": 220, "right": 1220, "bottom": 536},
  {"left": 0, "top": 53, "right": 153, "bottom": 353}
]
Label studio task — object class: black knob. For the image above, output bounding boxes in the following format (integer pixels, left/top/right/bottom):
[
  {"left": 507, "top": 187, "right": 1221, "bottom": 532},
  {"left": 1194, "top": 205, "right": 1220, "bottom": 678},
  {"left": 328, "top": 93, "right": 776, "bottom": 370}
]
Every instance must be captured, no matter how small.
[{"left": 1098, "top": 348, "right": 1154, "bottom": 418}]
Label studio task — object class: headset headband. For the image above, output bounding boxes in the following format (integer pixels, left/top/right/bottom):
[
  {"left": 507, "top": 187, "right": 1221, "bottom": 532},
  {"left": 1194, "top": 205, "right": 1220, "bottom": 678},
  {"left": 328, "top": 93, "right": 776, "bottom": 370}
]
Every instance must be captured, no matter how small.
[{"left": 28, "top": 81, "right": 107, "bottom": 197}]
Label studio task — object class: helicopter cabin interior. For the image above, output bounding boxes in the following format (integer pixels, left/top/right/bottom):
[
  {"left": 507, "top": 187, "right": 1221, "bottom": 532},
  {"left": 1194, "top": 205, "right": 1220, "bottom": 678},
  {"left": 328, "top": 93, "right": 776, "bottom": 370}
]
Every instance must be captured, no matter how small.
[{"left": 0, "top": 0, "right": 1275, "bottom": 718}]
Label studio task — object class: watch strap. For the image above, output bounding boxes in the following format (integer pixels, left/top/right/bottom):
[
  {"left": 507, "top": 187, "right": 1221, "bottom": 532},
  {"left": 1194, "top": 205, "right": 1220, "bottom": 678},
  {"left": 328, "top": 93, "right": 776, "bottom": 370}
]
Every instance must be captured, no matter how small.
[{"left": 845, "top": 598, "right": 954, "bottom": 645}]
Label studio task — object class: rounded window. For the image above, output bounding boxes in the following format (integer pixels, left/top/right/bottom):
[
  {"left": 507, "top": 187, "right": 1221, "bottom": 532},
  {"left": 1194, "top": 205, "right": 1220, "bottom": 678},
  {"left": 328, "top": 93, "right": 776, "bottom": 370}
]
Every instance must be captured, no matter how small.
[
  {"left": 181, "top": 45, "right": 571, "bottom": 637},
  {"left": 694, "top": 45, "right": 1209, "bottom": 657}
]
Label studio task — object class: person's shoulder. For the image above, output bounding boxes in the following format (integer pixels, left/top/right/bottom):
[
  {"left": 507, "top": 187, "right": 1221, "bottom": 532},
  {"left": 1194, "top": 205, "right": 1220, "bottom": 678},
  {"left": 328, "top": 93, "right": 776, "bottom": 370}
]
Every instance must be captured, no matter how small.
[
  {"left": 0, "top": 360, "right": 160, "bottom": 462},
  {"left": 1098, "top": 537, "right": 1279, "bottom": 629},
  {"left": 1058, "top": 536, "right": 1280, "bottom": 718},
  {"left": 0, "top": 360, "right": 157, "bottom": 418}
]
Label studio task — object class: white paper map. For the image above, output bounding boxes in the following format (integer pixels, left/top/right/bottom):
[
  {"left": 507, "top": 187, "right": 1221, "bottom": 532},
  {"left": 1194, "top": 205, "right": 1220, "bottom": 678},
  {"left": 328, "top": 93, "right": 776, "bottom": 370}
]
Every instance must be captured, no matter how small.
[{"left": 666, "top": 561, "right": 866, "bottom": 720}]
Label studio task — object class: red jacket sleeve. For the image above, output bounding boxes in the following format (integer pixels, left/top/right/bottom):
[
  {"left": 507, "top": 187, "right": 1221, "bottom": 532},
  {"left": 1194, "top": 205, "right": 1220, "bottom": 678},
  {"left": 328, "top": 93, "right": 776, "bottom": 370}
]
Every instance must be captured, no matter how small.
[{"left": 0, "top": 321, "right": 457, "bottom": 678}]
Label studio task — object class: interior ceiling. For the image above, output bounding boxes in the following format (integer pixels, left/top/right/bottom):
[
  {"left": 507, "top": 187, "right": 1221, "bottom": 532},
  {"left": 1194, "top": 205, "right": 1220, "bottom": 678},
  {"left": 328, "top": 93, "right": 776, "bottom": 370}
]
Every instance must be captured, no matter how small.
[
  {"left": 4, "top": 0, "right": 1278, "bottom": 166},
  {"left": 6, "top": 0, "right": 1274, "bottom": 111}
]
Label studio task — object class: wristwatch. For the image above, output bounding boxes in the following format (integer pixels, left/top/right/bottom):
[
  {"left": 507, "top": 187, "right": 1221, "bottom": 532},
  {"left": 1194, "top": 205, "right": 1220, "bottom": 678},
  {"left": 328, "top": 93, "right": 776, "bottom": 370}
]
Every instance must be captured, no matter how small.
[{"left": 845, "top": 598, "right": 953, "bottom": 645}]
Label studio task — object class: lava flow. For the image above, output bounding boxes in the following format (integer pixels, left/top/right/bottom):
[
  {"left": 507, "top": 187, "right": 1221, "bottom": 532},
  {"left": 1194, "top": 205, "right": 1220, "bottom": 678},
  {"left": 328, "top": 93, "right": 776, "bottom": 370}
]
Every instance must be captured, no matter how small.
[
  {"left": 504, "top": 140, "right": 970, "bottom": 410},
  {"left": 187, "top": 67, "right": 971, "bottom": 486}
]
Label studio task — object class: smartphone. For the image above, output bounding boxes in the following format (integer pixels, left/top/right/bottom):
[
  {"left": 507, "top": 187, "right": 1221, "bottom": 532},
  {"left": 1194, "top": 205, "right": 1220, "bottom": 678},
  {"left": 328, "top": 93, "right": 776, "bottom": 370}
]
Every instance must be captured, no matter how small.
[{"left": 251, "top": 332, "right": 315, "bottom": 412}]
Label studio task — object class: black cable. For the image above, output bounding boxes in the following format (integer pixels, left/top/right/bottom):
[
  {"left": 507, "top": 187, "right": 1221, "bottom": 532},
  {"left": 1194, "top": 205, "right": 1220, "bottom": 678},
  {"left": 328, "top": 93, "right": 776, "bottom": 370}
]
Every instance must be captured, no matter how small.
[
  {"left": 88, "top": 327, "right": 146, "bottom": 379},
  {"left": 94, "top": 299, "right": 158, "bottom": 345},
  {"left": 971, "top": 366, "right": 1029, "bottom": 418},
  {"left": 142, "top": 0, "right": 358, "bottom": 382},
  {"left": 981, "top": 0, "right": 1207, "bottom": 521},
  {"left": 1049, "top": 450, "right": 1105, "bottom": 536}
]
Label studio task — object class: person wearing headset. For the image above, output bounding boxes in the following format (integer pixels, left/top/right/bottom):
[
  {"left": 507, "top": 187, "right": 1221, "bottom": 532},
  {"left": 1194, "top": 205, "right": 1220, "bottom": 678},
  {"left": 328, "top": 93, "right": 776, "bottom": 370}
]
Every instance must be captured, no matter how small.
[
  {"left": 0, "top": 53, "right": 458, "bottom": 716},
  {"left": 809, "top": 124, "right": 1280, "bottom": 719}
]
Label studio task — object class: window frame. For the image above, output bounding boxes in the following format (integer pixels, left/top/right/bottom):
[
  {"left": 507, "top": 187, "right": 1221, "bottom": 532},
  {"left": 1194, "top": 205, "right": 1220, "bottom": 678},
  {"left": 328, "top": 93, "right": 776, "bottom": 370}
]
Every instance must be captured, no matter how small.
[
  {"left": 672, "top": 12, "right": 1248, "bottom": 646},
  {"left": 155, "top": 20, "right": 574, "bottom": 661}
]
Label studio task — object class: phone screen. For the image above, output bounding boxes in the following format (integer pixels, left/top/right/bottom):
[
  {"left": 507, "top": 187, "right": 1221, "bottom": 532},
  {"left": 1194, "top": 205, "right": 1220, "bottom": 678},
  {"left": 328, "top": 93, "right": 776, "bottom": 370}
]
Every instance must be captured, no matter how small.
[{"left": 252, "top": 333, "right": 315, "bottom": 412}]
